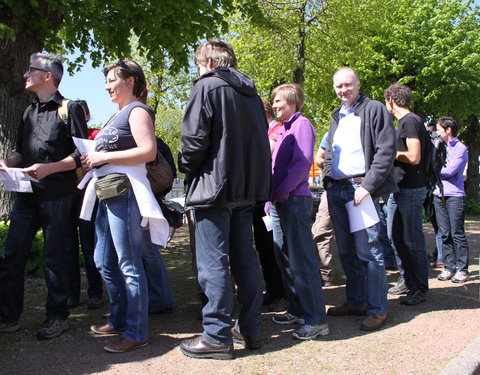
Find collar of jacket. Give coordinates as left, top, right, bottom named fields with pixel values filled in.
left=331, top=94, right=368, bottom=121
left=32, top=90, right=64, bottom=108
left=282, top=112, right=302, bottom=130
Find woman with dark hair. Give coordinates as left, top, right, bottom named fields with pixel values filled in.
left=79, top=60, right=168, bottom=353
left=434, top=117, right=470, bottom=283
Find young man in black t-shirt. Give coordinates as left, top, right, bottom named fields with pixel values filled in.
left=384, top=83, right=429, bottom=306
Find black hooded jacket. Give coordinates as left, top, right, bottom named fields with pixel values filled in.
left=180, top=67, right=271, bottom=208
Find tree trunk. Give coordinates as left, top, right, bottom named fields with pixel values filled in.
left=0, top=17, right=41, bottom=219
left=293, top=1, right=307, bottom=87
left=464, top=115, right=479, bottom=202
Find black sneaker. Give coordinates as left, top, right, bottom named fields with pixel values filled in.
left=400, top=290, right=426, bottom=305
left=0, top=321, right=20, bottom=333
left=272, top=312, right=305, bottom=325
left=388, top=276, right=409, bottom=295
left=36, top=318, right=69, bottom=340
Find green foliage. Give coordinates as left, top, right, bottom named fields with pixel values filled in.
left=1, top=0, right=256, bottom=74
left=154, top=104, right=184, bottom=164
left=466, top=198, right=480, bottom=215
left=228, top=0, right=480, bottom=152
left=0, top=221, right=44, bottom=277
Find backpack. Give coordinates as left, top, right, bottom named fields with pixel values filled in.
left=146, top=137, right=177, bottom=197
left=425, top=129, right=447, bottom=197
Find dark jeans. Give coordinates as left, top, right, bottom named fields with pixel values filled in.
left=378, top=201, right=395, bottom=267
left=253, top=203, right=284, bottom=299
left=327, top=185, right=387, bottom=314
left=194, top=202, right=263, bottom=345
left=433, top=195, right=469, bottom=272
left=387, top=188, right=428, bottom=293
left=0, top=193, right=77, bottom=322
left=78, top=201, right=103, bottom=300
left=271, top=196, right=328, bottom=324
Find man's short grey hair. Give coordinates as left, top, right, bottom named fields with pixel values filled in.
left=333, top=67, right=360, bottom=85
left=30, top=52, right=64, bottom=87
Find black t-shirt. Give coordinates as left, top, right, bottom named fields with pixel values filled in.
left=393, top=112, right=428, bottom=189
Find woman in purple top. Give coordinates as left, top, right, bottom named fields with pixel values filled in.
left=269, top=83, right=328, bottom=340
left=433, top=117, right=469, bottom=283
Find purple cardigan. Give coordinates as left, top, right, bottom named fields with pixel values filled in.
left=434, top=137, right=468, bottom=197
left=271, top=112, right=315, bottom=202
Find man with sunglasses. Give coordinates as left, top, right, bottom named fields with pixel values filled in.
left=0, top=53, right=87, bottom=339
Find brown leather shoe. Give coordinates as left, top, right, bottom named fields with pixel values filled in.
left=104, top=337, right=148, bottom=353
left=90, top=323, right=123, bottom=335
left=180, top=335, right=234, bottom=360
left=327, top=303, right=367, bottom=316
left=360, top=313, right=387, bottom=331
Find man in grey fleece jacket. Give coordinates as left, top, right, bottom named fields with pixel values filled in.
left=323, top=67, right=397, bottom=332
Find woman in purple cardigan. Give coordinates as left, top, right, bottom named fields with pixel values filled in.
left=268, top=83, right=329, bottom=341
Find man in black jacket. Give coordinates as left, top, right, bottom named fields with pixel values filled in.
left=179, top=39, right=271, bottom=359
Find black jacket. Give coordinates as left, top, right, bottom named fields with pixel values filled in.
left=180, top=67, right=271, bottom=208
left=324, top=94, right=398, bottom=198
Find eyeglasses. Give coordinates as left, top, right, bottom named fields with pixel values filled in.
left=27, top=66, right=49, bottom=74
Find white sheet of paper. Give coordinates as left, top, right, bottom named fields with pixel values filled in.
left=262, top=215, right=274, bottom=232
left=0, top=168, right=39, bottom=193
left=345, top=195, right=380, bottom=233
left=72, top=137, right=96, bottom=155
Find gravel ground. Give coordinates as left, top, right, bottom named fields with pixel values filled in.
left=0, top=222, right=478, bottom=375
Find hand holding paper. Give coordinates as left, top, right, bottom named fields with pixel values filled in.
left=73, top=137, right=96, bottom=155
left=345, top=195, right=380, bottom=233
left=0, top=168, right=39, bottom=193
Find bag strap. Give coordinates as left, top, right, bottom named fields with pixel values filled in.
left=22, top=99, right=70, bottom=124
left=58, top=98, right=70, bottom=125
left=22, top=105, right=32, bottom=122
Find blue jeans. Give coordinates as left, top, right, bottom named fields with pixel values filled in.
left=327, top=184, right=387, bottom=314
left=0, top=193, right=77, bottom=322
left=194, top=202, right=263, bottom=345
left=94, top=190, right=148, bottom=342
left=387, top=188, right=428, bottom=293
left=433, top=196, right=469, bottom=273
left=142, top=237, right=174, bottom=311
left=435, top=231, right=443, bottom=262
left=271, top=196, right=328, bottom=325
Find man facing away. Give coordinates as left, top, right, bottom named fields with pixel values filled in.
left=178, top=39, right=271, bottom=359
left=323, top=67, right=397, bottom=332
left=0, top=53, right=87, bottom=339
left=384, top=83, right=429, bottom=305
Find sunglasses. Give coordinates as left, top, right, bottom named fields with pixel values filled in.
left=27, top=66, right=49, bottom=74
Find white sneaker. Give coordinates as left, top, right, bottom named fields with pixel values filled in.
left=451, top=270, right=468, bottom=283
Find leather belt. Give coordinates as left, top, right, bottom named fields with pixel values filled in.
left=330, top=177, right=365, bottom=186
